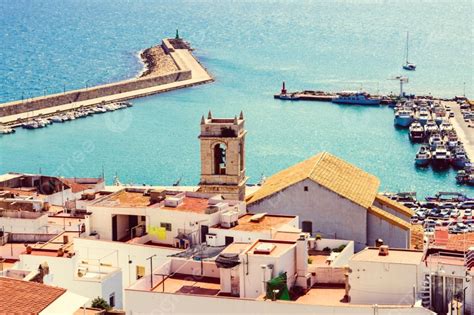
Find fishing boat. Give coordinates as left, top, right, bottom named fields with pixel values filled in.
left=415, top=145, right=431, bottom=167
left=428, top=132, right=444, bottom=150
left=456, top=170, right=474, bottom=186
left=424, top=120, right=439, bottom=135
left=439, top=120, right=454, bottom=134
left=418, top=109, right=431, bottom=125
left=331, top=91, right=381, bottom=105
left=452, top=150, right=470, bottom=169
left=426, top=192, right=472, bottom=202
left=402, top=31, right=416, bottom=71
left=409, top=121, right=425, bottom=142
left=0, top=125, right=15, bottom=134
left=394, top=108, right=414, bottom=127
left=431, top=146, right=451, bottom=170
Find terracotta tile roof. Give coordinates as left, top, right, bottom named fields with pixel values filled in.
left=59, top=178, right=88, bottom=193
left=246, top=152, right=380, bottom=208
left=375, top=194, right=414, bottom=217
left=368, top=206, right=411, bottom=230
left=444, top=233, right=474, bottom=252
left=0, top=277, right=66, bottom=313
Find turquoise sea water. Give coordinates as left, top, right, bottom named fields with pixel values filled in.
left=0, top=0, right=473, bottom=197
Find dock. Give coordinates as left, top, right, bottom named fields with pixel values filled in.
left=0, top=38, right=214, bottom=127
left=444, top=100, right=474, bottom=160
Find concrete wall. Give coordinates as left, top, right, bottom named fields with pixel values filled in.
left=238, top=246, right=296, bottom=299
left=124, top=289, right=435, bottom=315
left=169, top=259, right=220, bottom=279
left=367, top=212, right=410, bottom=249
left=0, top=70, right=191, bottom=117
left=0, top=214, right=48, bottom=233
left=349, top=260, right=419, bottom=305
left=17, top=253, right=123, bottom=308
left=74, top=237, right=181, bottom=288
left=248, top=179, right=368, bottom=250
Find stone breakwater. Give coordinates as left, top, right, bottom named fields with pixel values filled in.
left=139, top=45, right=178, bottom=77
left=0, top=38, right=212, bottom=120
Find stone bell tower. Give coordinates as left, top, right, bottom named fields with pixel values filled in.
left=198, top=111, right=248, bottom=200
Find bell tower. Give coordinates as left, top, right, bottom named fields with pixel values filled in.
left=198, top=111, right=248, bottom=200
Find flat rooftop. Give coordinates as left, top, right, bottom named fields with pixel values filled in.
left=351, top=247, right=423, bottom=265
left=94, top=190, right=151, bottom=208
left=213, top=214, right=295, bottom=232
left=92, top=189, right=227, bottom=214
left=152, top=273, right=221, bottom=296
left=160, top=196, right=210, bottom=214
left=246, top=240, right=295, bottom=257
left=293, top=285, right=347, bottom=306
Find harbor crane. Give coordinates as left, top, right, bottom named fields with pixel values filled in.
left=388, top=76, right=409, bottom=98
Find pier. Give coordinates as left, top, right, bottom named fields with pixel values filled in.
left=0, top=38, right=213, bottom=127
left=445, top=100, right=474, bottom=160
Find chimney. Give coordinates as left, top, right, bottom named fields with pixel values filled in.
left=375, top=238, right=384, bottom=248
left=378, top=245, right=389, bottom=256
left=63, top=234, right=69, bottom=244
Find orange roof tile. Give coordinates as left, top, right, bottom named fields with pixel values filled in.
left=0, top=277, right=66, bottom=313
left=246, top=152, right=380, bottom=209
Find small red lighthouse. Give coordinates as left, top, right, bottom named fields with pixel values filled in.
left=281, top=81, right=287, bottom=95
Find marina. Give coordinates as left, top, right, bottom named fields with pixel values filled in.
left=0, top=0, right=472, bottom=199
left=392, top=98, right=474, bottom=185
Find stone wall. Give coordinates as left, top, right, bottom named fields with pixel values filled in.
left=0, top=69, right=191, bottom=117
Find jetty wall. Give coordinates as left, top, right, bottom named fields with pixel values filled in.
left=0, top=39, right=192, bottom=118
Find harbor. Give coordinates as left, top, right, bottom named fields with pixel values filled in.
left=273, top=79, right=473, bottom=187
left=394, top=98, right=474, bottom=185
left=0, top=37, right=213, bottom=129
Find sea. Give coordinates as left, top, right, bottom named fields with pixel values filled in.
left=0, top=0, right=473, bottom=198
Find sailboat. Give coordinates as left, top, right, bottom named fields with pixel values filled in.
left=402, top=31, right=416, bottom=71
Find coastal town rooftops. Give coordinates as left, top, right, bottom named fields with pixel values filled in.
left=351, top=247, right=423, bottom=265
left=0, top=173, right=23, bottom=182
left=246, top=152, right=380, bottom=209
left=58, top=177, right=103, bottom=193
left=212, top=213, right=296, bottom=232
left=0, top=277, right=66, bottom=314
left=91, top=189, right=243, bottom=214
left=245, top=239, right=296, bottom=257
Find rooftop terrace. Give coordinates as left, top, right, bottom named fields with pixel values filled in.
left=212, top=214, right=295, bottom=232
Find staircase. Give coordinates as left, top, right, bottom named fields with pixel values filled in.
left=419, top=273, right=431, bottom=308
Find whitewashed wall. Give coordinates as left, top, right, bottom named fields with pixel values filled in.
left=248, top=179, right=368, bottom=250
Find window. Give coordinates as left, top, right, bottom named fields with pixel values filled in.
left=160, top=222, right=172, bottom=231
left=136, top=265, right=145, bottom=280
left=304, top=186, right=309, bottom=192
left=213, top=143, right=227, bottom=175
left=109, top=292, right=115, bottom=308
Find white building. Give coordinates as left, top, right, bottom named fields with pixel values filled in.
left=13, top=231, right=123, bottom=309
left=247, top=152, right=413, bottom=251
left=124, top=234, right=433, bottom=315
left=87, top=189, right=246, bottom=246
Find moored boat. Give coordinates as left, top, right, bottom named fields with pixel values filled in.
left=415, top=145, right=431, bottom=167
left=409, top=121, right=425, bottom=142
left=331, top=91, right=381, bottom=106
left=431, top=146, right=451, bottom=170
left=394, top=108, right=414, bottom=127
